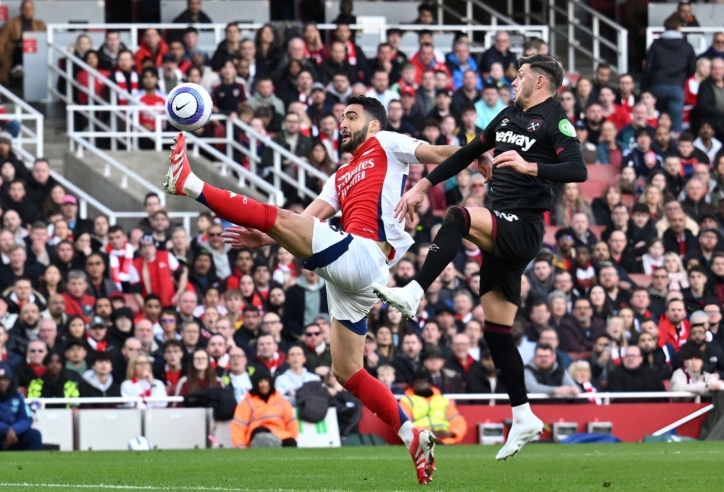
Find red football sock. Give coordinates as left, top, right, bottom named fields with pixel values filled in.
left=344, top=369, right=409, bottom=432
left=198, top=183, right=278, bottom=233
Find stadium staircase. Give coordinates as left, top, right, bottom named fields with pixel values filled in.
left=438, top=0, right=628, bottom=75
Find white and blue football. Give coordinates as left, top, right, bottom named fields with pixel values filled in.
left=165, top=83, right=213, bottom=132
left=127, top=436, right=153, bottom=451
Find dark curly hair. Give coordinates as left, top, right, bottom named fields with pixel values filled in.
left=345, top=95, right=387, bottom=131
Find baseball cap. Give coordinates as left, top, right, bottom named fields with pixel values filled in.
left=0, top=132, right=11, bottom=144
left=162, top=53, right=176, bottom=63
left=89, top=315, right=106, bottom=328
left=411, top=368, right=432, bottom=384
left=0, top=361, right=12, bottom=380
left=311, top=82, right=325, bottom=92
left=113, top=307, right=134, bottom=322
left=573, top=120, right=587, bottom=130
left=435, top=88, right=452, bottom=98
left=61, top=194, right=78, bottom=205
left=140, top=235, right=155, bottom=245
left=400, top=87, right=416, bottom=97
left=109, top=291, right=125, bottom=301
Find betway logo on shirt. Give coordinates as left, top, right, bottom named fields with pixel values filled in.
left=495, top=131, right=536, bottom=151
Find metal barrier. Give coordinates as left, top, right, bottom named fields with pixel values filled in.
left=49, top=39, right=320, bottom=206
left=523, top=0, right=628, bottom=74
left=647, top=26, right=722, bottom=56
left=27, top=391, right=702, bottom=408
left=0, top=84, right=44, bottom=161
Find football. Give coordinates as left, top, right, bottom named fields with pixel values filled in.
left=165, top=83, right=213, bottom=132
left=127, top=436, right=153, bottom=451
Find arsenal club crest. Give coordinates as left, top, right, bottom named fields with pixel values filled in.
left=527, top=118, right=544, bottom=132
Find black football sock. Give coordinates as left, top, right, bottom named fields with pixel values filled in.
left=414, top=206, right=470, bottom=291
left=484, top=323, right=529, bottom=407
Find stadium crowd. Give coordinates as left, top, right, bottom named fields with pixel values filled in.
left=3, top=0, right=724, bottom=449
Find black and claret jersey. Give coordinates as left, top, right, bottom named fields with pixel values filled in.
left=479, top=97, right=585, bottom=214
left=427, top=97, right=586, bottom=215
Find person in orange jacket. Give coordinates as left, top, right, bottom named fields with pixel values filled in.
left=399, top=369, right=467, bottom=445
left=230, top=366, right=298, bottom=448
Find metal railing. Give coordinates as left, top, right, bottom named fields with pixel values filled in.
left=48, top=39, right=327, bottom=206
left=0, top=84, right=44, bottom=162
left=521, top=0, right=628, bottom=74
left=646, top=27, right=723, bottom=56
left=438, top=0, right=629, bottom=75
left=27, top=391, right=704, bottom=408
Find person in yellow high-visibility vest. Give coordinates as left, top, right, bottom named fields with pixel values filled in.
left=399, top=369, right=467, bottom=445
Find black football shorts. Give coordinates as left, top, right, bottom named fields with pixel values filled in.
left=479, top=209, right=544, bottom=305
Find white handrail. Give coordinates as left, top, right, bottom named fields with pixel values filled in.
left=0, top=84, right=44, bottom=160
left=646, top=26, right=722, bottom=56
left=25, top=391, right=702, bottom=407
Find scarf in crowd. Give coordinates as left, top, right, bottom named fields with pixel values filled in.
left=131, top=377, right=152, bottom=397
left=105, top=242, right=134, bottom=288
left=345, top=41, right=357, bottom=65
left=87, top=336, right=108, bottom=352
left=114, top=70, right=139, bottom=104
left=304, top=44, right=324, bottom=65
left=582, top=381, right=601, bottom=405
left=320, top=128, right=340, bottom=163
left=575, top=263, right=597, bottom=291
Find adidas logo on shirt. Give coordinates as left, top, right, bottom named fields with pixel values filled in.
left=495, top=131, right=536, bottom=152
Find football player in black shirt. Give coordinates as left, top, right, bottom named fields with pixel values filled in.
left=374, top=55, right=587, bottom=460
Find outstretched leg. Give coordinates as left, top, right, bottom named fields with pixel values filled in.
left=329, top=319, right=435, bottom=484
left=374, top=206, right=543, bottom=460
left=373, top=206, right=494, bottom=317
left=164, top=133, right=314, bottom=259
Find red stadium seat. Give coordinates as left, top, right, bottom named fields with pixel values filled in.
left=589, top=225, right=605, bottom=239
left=566, top=73, right=581, bottom=88
left=568, top=351, right=591, bottom=361
left=544, top=225, right=560, bottom=246
left=579, top=180, right=607, bottom=201
left=586, top=164, right=619, bottom=183
left=621, top=194, right=635, bottom=210
left=629, top=273, right=652, bottom=288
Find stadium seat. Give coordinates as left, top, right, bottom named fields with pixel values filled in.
left=629, top=273, right=652, bottom=288
left=543, top=225, right=560, bottom=246
left=579, top=180, right=607, bottom=202
left=586, top=164, right=619, bottom=183
left=589, top=225, right=605, bottom=239
left=568, top=352, right=591, bottom=361
left=621, top=194, right=636, bottom=210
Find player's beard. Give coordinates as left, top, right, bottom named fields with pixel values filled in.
left=341, top=123, right=370, bottom=153
left=514, top=82, right=534, bottom=108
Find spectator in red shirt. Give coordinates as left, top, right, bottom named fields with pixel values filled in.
left=154, top=339, right=185, bottom=395
left=599, top=86, right=631, bottom=131
left=134, top=28, right=168, bottom=73
left=62, top=270, right=96, bottom=323
left=411, top=43, right=451, bottom=86
left=137, top=68, right=166, bottom=149
left=77, top=51, right=110, bottom=106
left=658, top=298, right=690, bottom=350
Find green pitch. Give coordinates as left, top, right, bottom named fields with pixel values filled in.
left=1, top=442, right=723, bottom=491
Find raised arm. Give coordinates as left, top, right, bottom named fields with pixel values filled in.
left=413, top=144, right=461, bottom=165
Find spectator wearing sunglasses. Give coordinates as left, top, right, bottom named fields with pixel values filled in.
left=300, top=323, right=331, bottom=374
